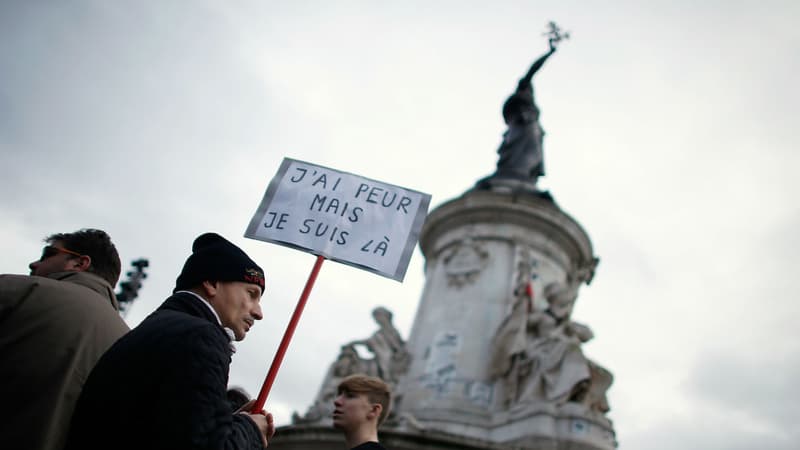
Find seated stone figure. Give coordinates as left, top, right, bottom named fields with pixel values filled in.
left=348, top=307, right=411, bottom=383
left=490, top=277, right=611, bottom=413
left=293, top=344, right=376, bottom=424
left=515, top=317, right=590, bottom=406
left=573, top=359, right=613, bottom=414
left=293, top=307, right=410, bottom=424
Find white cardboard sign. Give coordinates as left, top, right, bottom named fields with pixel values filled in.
left=245, top=158, right=432, bottom=281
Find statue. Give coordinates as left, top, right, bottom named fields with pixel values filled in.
left=572, top=359, right=614, bottom=414
left=513, top=318, right=589, bottom=406
left=477, top=22, right=569, bottom=196
left=293, top=306, right=411, bottom=424
left=490, top=269, right=613, bottom=411
left=292, top=344, right=375, bottom=424
left=349, top=307, right=412, bottom=383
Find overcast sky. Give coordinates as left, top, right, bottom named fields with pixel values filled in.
left=2, top=1, right=798, bottom=448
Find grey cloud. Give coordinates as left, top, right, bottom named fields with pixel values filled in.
left=624, top=416, right=797, bottom=450
left=2, top=3, right=799, bottom=450
left=687, top=348, right=800, bottom=433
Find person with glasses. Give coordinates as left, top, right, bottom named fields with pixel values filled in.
left=0, top=228, right=129, bottom=450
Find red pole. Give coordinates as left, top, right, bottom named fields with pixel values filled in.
left=251, top=254, right=325, bottom=413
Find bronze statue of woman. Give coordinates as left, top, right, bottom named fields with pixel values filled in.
left=495, top=41, right=556, bottom=184
left=477, top=22, right=568, bottom=194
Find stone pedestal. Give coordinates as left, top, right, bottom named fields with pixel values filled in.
left=275, top=188, right=616, bottom=450
left=390, top=189, right=613, bottom=449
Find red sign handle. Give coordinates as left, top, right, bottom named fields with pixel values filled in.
left=251, top=254, right=325, bottom=413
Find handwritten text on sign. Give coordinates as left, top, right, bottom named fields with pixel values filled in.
left=245, top=158, right=431, bottom=281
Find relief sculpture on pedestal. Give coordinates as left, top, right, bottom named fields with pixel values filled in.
left=490, top=267, right=611, bottom=415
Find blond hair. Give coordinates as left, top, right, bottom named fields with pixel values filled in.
left=337, top=374, right=392, bottom=425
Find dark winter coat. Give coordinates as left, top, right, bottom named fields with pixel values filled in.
left=65, top=292, right=264, bottom=450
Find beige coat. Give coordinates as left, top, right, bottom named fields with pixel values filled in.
left=0, top=271, right=130, bottom=450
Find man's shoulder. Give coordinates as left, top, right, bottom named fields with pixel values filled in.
left=0, top=273, right=110, bottom=311
left=0, top=274, right=128, bottom=345
left=0, top=273, right=54, bottom=290
left=149, top=294, right=229, bottom=340
left=116, top=308, right=231, bottom=377
left=0, top=274, right=42, bottom=314
left=1, top=273, right=108, bottom=298
left=135, top=307, right=228, bottom=349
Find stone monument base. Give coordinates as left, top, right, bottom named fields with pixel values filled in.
left=281, top=186, right=616, bottom=450
left=269, top=416, right=615, bottom=450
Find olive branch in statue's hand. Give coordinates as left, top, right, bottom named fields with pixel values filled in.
left=544, top=21, right=570, bottom=51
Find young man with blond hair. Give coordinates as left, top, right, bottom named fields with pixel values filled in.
left=333, top=374, right=391, bottom=450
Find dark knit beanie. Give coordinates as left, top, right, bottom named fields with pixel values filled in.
left=174, top=233, right=265, bottom=293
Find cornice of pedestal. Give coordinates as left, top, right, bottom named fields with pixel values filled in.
left=420, top=189, right=597, bottom=280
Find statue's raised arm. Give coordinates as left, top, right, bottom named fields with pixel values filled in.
left=517, top=43, right=556, bottom=94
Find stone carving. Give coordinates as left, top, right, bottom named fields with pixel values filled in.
left=293, top=306, right=411, bottom=424
left=349, top=307, right=412, bottom=383
left=476, top=22, right=569, bottom=194
left=490, top=273, right=611, bottom=413
left=542, top=278, right=578, bottom=319
left=574, top=256, right=600, bottom=285
left=511, top=246, right=539, bottom=306
left=292, top=344, right=369, bottom=424
left=443, top=238, right=489, bottom=287
left=576, top=360, right=614, bottom=414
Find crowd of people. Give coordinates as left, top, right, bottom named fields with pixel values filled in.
left=0, top=228, right=392, bottom=450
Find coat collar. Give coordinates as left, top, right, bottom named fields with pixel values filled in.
left=157, top=291, right=219, bottom=324
left=157, top=292, right=237, bottom=353
left=46, top=271, right=119, bottom=310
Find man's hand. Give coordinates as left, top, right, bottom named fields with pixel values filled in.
left=237, top=400, right=276, bottom=447
left=243, top=412, right=275, bottom=447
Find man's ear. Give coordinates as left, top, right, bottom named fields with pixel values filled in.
left=368, top=403, right=382, bottom=422
left=72, top=255, right=92, bottom=272
left=200, top=280, right=219, bottom=299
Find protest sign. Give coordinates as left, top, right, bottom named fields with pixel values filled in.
left=244, top=157, right=431, bottom=411
left=245, top=158, right=431, bottom=281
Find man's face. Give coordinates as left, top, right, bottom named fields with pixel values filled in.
left=209, top=281, right=263, bottom=341
left=29, top=241, right=83, bottom=277
left=332, top=390, right=374, bottom=431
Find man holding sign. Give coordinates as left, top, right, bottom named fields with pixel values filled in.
left=66, top=233, right=275, bottom=450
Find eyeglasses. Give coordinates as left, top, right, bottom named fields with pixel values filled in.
left=39, top=246, right=83, bottom=261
